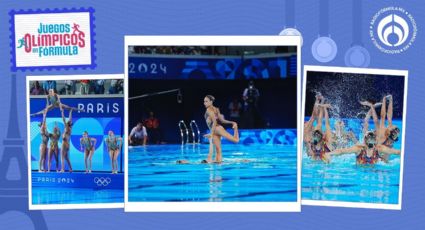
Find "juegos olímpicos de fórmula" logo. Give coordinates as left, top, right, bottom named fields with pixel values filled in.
left=17, top=22, right=86, bottom=57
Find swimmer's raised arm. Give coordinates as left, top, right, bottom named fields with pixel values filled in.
left=377, top=144, right=400, bottom=155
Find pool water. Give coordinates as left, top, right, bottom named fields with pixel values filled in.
left=32, top=187, right=123, bottom=205
left=302, top=119, right=402, bottom=204
left=128, top=144, right=297, bottom=202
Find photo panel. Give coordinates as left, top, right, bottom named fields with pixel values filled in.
left=27, top=74, right=125, bottom=209
left=125, top=36, right=301, bottom=212
left=301, top=66, right=408, bottom=210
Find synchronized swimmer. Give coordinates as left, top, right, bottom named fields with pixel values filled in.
left=203, top=95, right=239, bottom=163
left=304, top=93, right=401, bottom=165
left=176, top=95, right=240, bottom=165
left=31, top=89, right=84, bottom=119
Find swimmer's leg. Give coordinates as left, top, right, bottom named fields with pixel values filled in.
left=386, top=95, right=393, bottom=127
left=108, top=150, right=114, bottom=173
left=212, top=135, right=222, bottom=163
left=214, top=125, right=239, bottom=143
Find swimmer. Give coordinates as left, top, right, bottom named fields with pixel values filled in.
left=331, top=119, right=358, bottom=149
left=31, top=89, right=84, bottom=120
left=176, top=159, right=208, bottom=164
left=176, top=159, right=250, bottom=164
left=361, top=96, right=400, bottom=161
left=105, top=130, right=123, bottom=174
left=60, top=109, right=73, bottom=173
left=304, top=93, right=323, bottom=146
left=47, top=122, right=61, bottom=172
left=203, top=95, right=239, bottom=163
left=379, top=95, right=400, bottom=149
left=38, top=113, right=49, bottom=172
left=80, top=131, right=97, bottom=173
left=306, top=101, right=335, bottom=162
left=326, top=131, right=400, bottom=165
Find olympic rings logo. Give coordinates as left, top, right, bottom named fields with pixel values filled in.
left=94, top=177, right=112, bottom=186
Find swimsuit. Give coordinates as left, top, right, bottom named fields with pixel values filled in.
left=81, top=137, right=93, bottom=151
left=41, top=130, right=49, bottom=145
left=205, top=108, right=223, bottom=129
left=106, top=136, right=119, bottom=151
left=49, top=130, right=61, bottom=149
left=62, top=128, right=71, bottom=149
left=48, top=95, right=59, bottom=106
left=310, top=140, right=331, bottom=161
left=356, top=147, right=381, bottom=165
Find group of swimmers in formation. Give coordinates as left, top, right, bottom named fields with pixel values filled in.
left=304, top=93, right=401, bottom=165
left=33, top=89, right=123, bottom=174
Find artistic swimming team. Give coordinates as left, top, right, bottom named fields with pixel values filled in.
left=304, top=93, right=401, bottom=165
left=33, top=91, right=123, bottom=174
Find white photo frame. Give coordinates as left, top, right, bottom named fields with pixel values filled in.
left=124, top=36, right=302, bottom=212
left=301, top=65, right=408, bottom=210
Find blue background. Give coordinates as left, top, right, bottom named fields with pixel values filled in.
left=0, top=0, right=424, bottom=229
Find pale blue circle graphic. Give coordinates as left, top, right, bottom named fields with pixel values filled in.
left=344, top=45, right=371, bottom=67
left=279, top=28, right=303, bottom=46
left=311, top=36, right=337, bottom=63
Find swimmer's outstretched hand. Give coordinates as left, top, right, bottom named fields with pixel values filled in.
left=385, top=95, right=393, bottom=100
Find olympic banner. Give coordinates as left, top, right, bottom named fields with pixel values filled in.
left=32, top=172, right=124, bottom=189
left=128, top=55, right=297, bottom=79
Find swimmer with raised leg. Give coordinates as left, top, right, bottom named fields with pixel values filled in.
left=306, top=100, right=335, bottom=163
left=203, top=95, right=239, bottom=163
left=304, top=93, right=323, bottom=147
left=378, top=95, right=400, bottom=149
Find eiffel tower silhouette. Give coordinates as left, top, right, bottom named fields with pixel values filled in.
left=0, top=75, right=47, bottom=229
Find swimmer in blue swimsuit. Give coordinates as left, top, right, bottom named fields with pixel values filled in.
left=105, top=130, right=123, bottom=174
left=203, top=95, right=239, bottom=163
left=80, top=131, right=97, bottom=173
left=38, top=114, right=49, bottom=172
left=60, top=109, right=73, bottom=173
left=31, top=89, right=84, bottom=120
left=327, top=131, right=401, bottom=165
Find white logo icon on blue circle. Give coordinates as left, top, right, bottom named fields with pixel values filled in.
left=370, top=7, right=417, bottom=54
